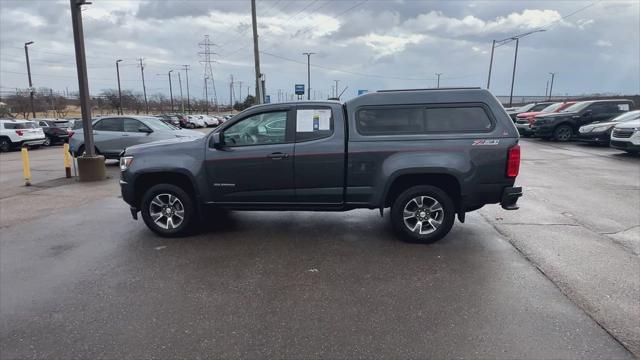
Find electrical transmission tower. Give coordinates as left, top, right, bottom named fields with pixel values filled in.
left=198, top=35, right=219, bottom=112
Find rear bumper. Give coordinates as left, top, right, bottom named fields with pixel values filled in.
left=501, top=186, right=522, bottom=210
left=18, top=138, right=46, bottom=146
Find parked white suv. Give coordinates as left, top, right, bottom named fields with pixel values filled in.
left=0, top=119, right=46, bottom=152
left=610, top=119, right=640, bottom=154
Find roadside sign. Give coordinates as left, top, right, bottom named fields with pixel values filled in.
left=295, top=84, right=305, bottom=95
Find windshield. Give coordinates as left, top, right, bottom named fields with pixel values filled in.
left=516, top=103, right=535, bottom=112
left=561, top=101, right=591, bottom=113
left=141, top=116, right=179, bottom=130
left=540, top=103, right=563, bottom=113
left=611, top=110, right=640, bottom=122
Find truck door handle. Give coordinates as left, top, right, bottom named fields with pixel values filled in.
left=267, top=152, right=289, bottom=160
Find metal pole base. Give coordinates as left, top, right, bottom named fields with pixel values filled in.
left=77, top=155, right=106, bottom=182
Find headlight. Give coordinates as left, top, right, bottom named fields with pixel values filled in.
left=592, top=125, right=612, bottom=132
left=119, top=156, right=133, bottom=171
left=579, top=127, right=592, bottom=133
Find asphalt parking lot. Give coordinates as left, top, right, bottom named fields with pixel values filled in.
left=0, top=138, right=638, bottom=359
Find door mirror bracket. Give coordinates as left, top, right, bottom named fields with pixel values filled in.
left=211, top=132, right=223, bottom=149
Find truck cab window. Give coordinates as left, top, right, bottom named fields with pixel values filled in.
left=223, top=111, right=287, bottom=146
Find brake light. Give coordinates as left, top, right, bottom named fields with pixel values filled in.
left=15, top=130, right=24, bottom=136
left=507, top=144, right=521, bottom=178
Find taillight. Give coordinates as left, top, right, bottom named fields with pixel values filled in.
left=507, top=144, right=521, bottom=178
left=15, top=130, right=24, bottom=136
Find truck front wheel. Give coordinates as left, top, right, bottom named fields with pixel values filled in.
left=391, top=185, right=455, bottom=244
left=141, top=184, right=195, bottom=237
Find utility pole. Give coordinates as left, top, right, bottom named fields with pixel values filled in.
left=24, top=41, right=35, bottom=118
left=70, top=0, right=104, bottom=180
left=334, top=80, right=339, bottom=98
left=251, top=0, right=263, bottom=104
left=178, top=71, right=184, bottom=113
left=204, top=77, right=209, bottom=114
left=303, top=52, right=315, bottom=100
left=435, top=73, right=442, bottom=88
left=548, top=72, right=556, bottom=101
left=138, top=58, right=149, bottom=113
left=182, top=65, right=191, bottom=113
left=116, top=59, right=123, bottom=115
left=168, top=70, right=174, bottom=112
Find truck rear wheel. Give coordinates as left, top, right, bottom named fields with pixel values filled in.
left=141, top=184, right=195, bottom=237
left=391, top=185, right=455, bottom=244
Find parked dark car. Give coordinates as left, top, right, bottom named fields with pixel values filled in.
left=37, top=119, right=72, bottom=146
left=531, top=99, right=635, bottom=141
left=515, top=102, right=575, bottom=137
left=577, top=110, right=640, bottom=145
left=119, top=88, right=522, bottom=244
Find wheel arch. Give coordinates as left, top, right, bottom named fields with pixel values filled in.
left=382, top=172, right=462, bottom=213
left=133, top=170, right=198, bottom=209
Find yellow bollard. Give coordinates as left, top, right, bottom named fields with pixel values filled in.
left=21, top=147, right=32, bottom=186
left=63, top=143, right=72, bottom=178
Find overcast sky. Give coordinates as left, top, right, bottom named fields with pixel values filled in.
left=0, top=0, right=638, bottom=103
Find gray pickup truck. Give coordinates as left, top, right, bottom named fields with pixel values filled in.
left=119, top=88, right=522, bottom=243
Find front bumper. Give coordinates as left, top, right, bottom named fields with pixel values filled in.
left=531, top=124, right=554, bottom=137
left=516, top=122, right=535, bottom=136
left=501, top=186, right=522, bottom=210
left=610, top=140, right=640, bottom=151
left=577, top=131, right=610, bottom=144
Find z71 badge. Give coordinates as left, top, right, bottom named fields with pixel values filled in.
left=472, top=139, right=500, bottom=146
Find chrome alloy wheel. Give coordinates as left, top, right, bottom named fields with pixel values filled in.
left=149, top=193, right=185, bottom=230
left=402, top=195, right=444, bottom=234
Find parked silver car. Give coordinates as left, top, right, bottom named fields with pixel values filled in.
left=69, top=115, right=203, bottom=158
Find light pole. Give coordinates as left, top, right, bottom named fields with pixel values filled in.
left=116, top=59, right=123, bottom=115
left=435, top=73, right=442, bottom=88
left=177, top=71, right=184, bottom=113
left=506, top=29, right=546, bottom=107
left=303, top=52, right=315, bottom=100
left=168, top=70, right=174, bottom=112
left=24, top=41, right=35, bottom=118
left=486, top=40, right=496, bottom=89
left=486, top=29, right=546, bottom=98
left=204, top=77, right=209, bottom=114
left=548, top=72, right=556, bottom=101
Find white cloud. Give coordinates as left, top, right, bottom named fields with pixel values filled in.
left=596, top=40, right=613, bottom=47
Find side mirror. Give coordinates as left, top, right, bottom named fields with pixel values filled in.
left=583, top=110, right=593, bottom=117
left=211, top=132, right=222, bottom=148
left=139, top=126, right=153, bottom=133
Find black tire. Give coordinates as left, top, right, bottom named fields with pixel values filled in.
left=141, top=184, right=196, bottom=237
left=391, top=185, right=456, bottom=244
left=553, top=124, right=573, bottom=142
left=0, top=137, right=11, bottom=152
